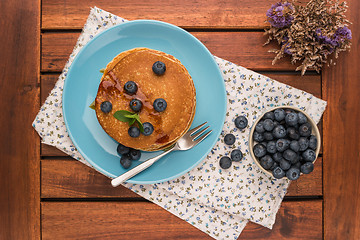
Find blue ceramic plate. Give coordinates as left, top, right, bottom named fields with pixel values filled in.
left=63, top=20, right=226, bottom=184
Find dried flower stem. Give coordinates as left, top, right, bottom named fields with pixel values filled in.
left=264, top=0, right=352, bottom=75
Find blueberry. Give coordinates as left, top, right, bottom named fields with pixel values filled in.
left=260, top=141, right=268, bottom=147
left=283, top=149, right=298, bottom=164
left=117, top=143, right=130, bottom=155
left=231, top=149, right=243, bottom=162
left=286, top=167, right=300, bottom=180
left=309, top=135, right=317, bottom=150
left=142, top=122, right=154, bottom=136
left=285, top=108, right=295, bottom=114
left=235, top=116, right=248, bottom=130
left=272, top=152, right=283, bottom=162
left=272, top=166, right=286, bottom=179
left=129, top=99, right=143, bottom=112
left=302, top=149, right=316, bottom=162
left=124, top=81, right=138, bottom=95
left=152, top=61, right=166, bottom=75
left=273, top=121, right=280, bottom=127
left=219, top=156, right=232, bottom=169
left=120, top=154, right=132, bottom=169
left=276, top=138, right=290, bottom=152
left=128, top=126, right=140, bottom=138
left=266, top=141, right=277, bottom=154
left=224, top=133, right=236, bottom=145
left=271, top=161, right=279, bottom=170
left=153, top=98, right=167, bottom=112
left=255, top=121, right=265, bottom=133
left=298, top=137, right=309, bottom=151
left=301, top=162, right=314, bottom=174
left=297, top=112, right=308, bottom=124
left=285, top=112, right=299, bottom=126
left=272, top=125, right=286, bottom=139
left=279, top=158, right=291, bottom=171
left=129, top=149, right=141, bottom=160
left=253, top=143, right=267, bottom=158
left=290, top=140, right=300, bottom=152
left=253, top=131, right=265, bottom=142
left=279, top=120, right=286, bottom=125
left=260, top=155, right=274, bottom=170
left=292, top=161, right=301, bottom=169
left=287, top=127, right=300, bottom=140
left=299, top=156, right=306, bottom=165
left=263, top=132, right=274, bottom=141
left=100, top=101, right=112, bottom=113
left=263, top=119, right=275, bottom=131
left=299, top=122, right=312, bottom=137
left=263, top=111, right=275, bottom=120
left=274, top=109, right=286, bottom=121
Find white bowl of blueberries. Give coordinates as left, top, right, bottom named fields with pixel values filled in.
left=249, top=106, right=321, bottom=181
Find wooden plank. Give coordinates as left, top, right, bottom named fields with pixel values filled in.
left=41, top=200, right=322, bottom=239
left=288, top=157, right=322, bottom=196
left=41, top=158, right=322, bottom=198
left=42, top=144, right=68, bottom=157
left=0, top=0, right=41, bottom=239
left=40, top=73, right=322, bottom=157
left=41, top=160, right=138, bottom=198
left=42, top=0, right=273, bottom=30
left=323, top=0, right=360, bottom=238
left=41, top=33, right=79, bottom=72
left=41, top=32, right=297, bottom=72
left=239, top=200, right=322, bottom=239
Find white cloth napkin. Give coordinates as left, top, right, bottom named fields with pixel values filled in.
left=33, top=7, right=327, bottom=240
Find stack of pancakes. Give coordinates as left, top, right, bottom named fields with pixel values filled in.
left=95, top=48, right=196, bottom=151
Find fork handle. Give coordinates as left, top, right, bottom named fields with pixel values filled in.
left=111, top=147, right=174, bottom=187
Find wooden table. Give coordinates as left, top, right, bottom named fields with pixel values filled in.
left=1, top=0, right=359, bottom=239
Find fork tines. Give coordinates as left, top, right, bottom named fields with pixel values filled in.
left=189, top=122, right=212, bottom=143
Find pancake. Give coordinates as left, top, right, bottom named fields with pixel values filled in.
left=94, top=48, right=196, bottom=151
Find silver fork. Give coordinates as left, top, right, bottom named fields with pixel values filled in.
left=111, top=122, right=212, bottom=187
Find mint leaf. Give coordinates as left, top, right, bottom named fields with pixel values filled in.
left=124, top=113, right=137, bottom=119
left=89, top=100, right=96, bottom=110
left=113, top=110, right=134, bottom=123
left=133, top=114, right=144, bottom=132
left=129, top=118, right=136, bottom=125
left=137, top=119, right=144, bottom=133
left=113, top=110, right=143, bottom=132
left=99, top=68, right=105, bottom=73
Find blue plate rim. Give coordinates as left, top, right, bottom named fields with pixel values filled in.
left=62, top=19, right=227, bottom=184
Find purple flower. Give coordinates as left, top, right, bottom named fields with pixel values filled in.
left=334, top=26, right=352, bottom=42
left=316, top=26, right=351, bottom=48
left=266, top=2, right=294, bottom=28
left=315, top=28, right=338, bottom=47
left=281, top=36, right=292, bottom=55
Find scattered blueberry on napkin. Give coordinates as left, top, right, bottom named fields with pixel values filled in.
left=33, top=7, right=327, bottom=239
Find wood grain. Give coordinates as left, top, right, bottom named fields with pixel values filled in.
left=42, top=143, right=68, bottom=157
left=40, top=73, right=322, bottom=157
left=239, top=200, right=322, bottom=239
left=41, top=31, right=297, bottom=72
left=323, top=0, right=360, bottom=238
left=0, top=0, right=40, bottom=239
left=41, top=200, right=322, bottom=239
left=41, top=160, right=138, bottom=198
left=42, top=0, right=274, bottom=30
left=41, top=158, right=322, bottom=198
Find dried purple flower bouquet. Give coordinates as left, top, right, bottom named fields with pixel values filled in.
left=264, top=0, right=352, bottom=75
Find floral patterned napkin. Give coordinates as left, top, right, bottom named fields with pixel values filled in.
left=33, top=7, right=327, bottom=240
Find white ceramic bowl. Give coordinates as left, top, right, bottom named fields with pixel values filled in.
left=249, top=106, right=321, bottom=179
